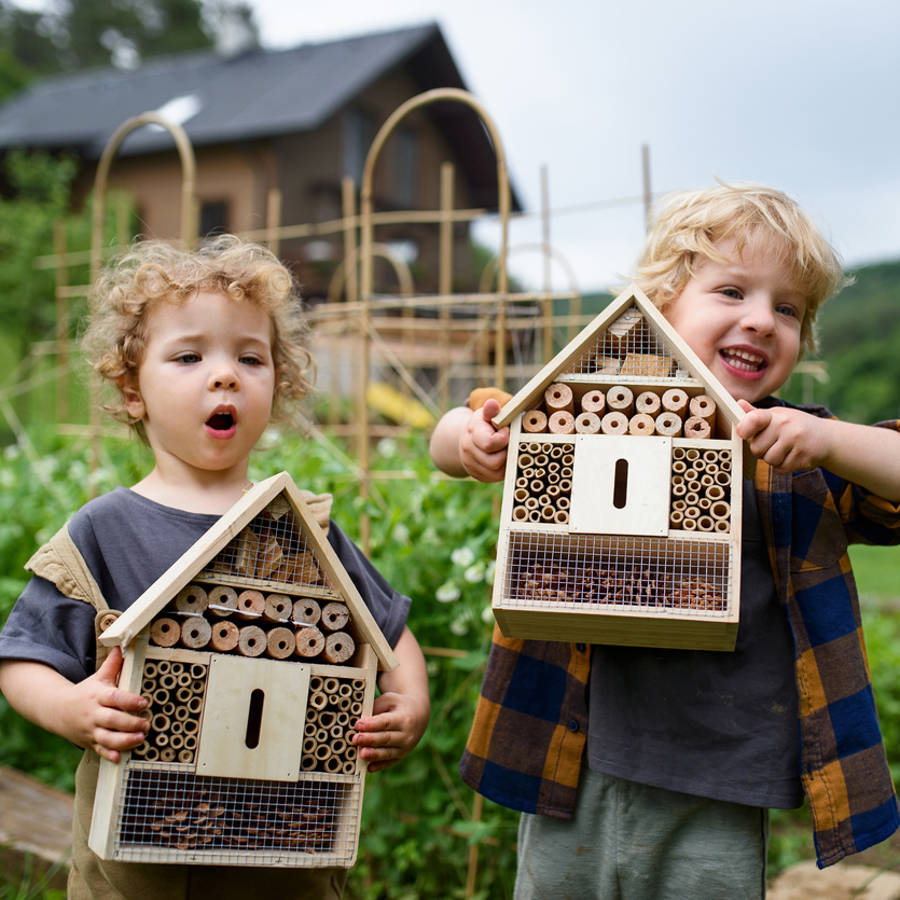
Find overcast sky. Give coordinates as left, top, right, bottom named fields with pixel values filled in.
left=249, top=0, right=900, bottom=294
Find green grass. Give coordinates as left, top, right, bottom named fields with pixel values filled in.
left=851, top=544, right=900, bottom=604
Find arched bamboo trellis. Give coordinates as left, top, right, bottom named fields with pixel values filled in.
left=356, top=88, right=513, bottom=548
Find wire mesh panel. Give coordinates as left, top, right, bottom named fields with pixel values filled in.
left=559, top=304, right=694, bottom=380
left=202, top=497, right=339, bottom=597
left=113, top=767, right=361, bottom=866
left=500, top=530, right=732, bottom=616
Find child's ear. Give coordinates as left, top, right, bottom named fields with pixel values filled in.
left=119, top=376, right=145, bottom=420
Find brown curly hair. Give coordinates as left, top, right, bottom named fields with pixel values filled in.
left=82, top=235, right=314, bottom=435
left=631, top=182, right=850, bottom=354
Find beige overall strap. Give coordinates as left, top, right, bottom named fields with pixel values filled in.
left=297, top=489, right=333, bottom=534
left=25, top=524, right=109, bottom=612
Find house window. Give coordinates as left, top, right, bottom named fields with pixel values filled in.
left=393, top=126, right=417, bottom=208
left=200, top=200, right=230, bottom=236
left=344, top=107, right=375, bottom=185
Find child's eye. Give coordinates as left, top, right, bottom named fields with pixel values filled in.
left=719, top=287, right=743, bottom=300
left=239, top=354, right=264, bottom=366
left=175, top=352, right=200, bottom=364
left=776, top=304, right=799, bottom=319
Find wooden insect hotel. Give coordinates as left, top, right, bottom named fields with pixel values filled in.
left=89, top=472, right=397, bottom=867
left=492, top=284, right=751, bottom=651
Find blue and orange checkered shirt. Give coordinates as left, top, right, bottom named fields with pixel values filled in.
left=460, top=405, right=900, bottom=868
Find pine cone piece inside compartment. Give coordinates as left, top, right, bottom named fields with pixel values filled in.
left=518, top=563, right=677, bottom=608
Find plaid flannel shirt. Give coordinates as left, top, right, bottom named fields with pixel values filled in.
left=460, top=405, right=900, bottom=868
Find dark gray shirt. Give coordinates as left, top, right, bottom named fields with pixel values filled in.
left=0, top=487, right=410, bottom=683
left=587, top=479, right=802, bottom=809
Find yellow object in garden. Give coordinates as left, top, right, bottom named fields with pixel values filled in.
left=366, top=382, right=435, bottom=428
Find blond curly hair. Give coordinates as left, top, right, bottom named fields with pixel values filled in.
left=82, top=235, right=314, bottom=434
left=631, top=182, right=849, bottom=354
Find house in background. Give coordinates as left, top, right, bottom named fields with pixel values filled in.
left=0, top=22, right=522, bottom=301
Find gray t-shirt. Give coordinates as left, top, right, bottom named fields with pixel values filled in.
left=0, top=487, right=410, bottom=683
left=586, top=479, right=802, bottom=809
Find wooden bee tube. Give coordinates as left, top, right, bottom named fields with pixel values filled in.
left=581, top=389, right=606, bottom=415
left=236, top=589, right=265, bottom=619
left=150, top=617, right=181, bottom=648
left=684, top=416, right=712, bottom=440
left=628, top=413, right=656, bottom=436
left=655, top=412, right=683, bottom=437
left=180, top=617, right=211, bottom=650
left=321, top=602, right=350, bottom=631
left=544, top=383, right=574, bottom=415
left=209, top=619, right=238, bottom=652
left=635, top=391, right=662, bottom=416
left=710, top=501, right=731, bottom=520
left=237, top=625, right=266, bottom=657
left=207, top=585, right=238, bottom=618
left=308, top=690, right=327, bottom=711
left=323, top=632, right=355, bottom=664
left=523, top=410, right=548, bottom=433
left=548, top=411, right=576, bottom=434
left=601, top=412, right=629, bottom=435
left=575, top=412, right=602, bottom=434
left=264, top=593, right=292, bottom=623
left=662, top=388, right=689, bottom=417
left=175, top=584, right=208, bottom=615
left=292, top=597, right=321, bottom=626
left=295, top=625, right=325, bottom=658
left=690, top=394, right=717, bottom=425
left=606, top=385, right=634, bottom=416
left=267, top=626, right=296, bottom=659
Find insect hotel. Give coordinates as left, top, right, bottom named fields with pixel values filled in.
left=492, top=284, right=751, bottom=651
left=89, top=472, right=397, bottom=868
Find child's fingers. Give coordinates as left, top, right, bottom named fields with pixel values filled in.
left=95, top=645, right=124, bottom=684
left=479, top=398, right=501, bottom=421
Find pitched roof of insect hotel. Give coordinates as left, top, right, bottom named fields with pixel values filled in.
left=492, top=284, right=752, bottom=475
left=98, top=471, right=398, bottom=671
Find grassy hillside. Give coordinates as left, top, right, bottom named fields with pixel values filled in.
left=780, top=259, right=900, bottom=422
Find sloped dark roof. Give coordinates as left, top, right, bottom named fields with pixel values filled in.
left=0, top=22, right=521, bottom=210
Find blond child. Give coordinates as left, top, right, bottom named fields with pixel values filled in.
left=0, top=236, right=429, bottom=900
left=430, top=184, right=900, bottom=898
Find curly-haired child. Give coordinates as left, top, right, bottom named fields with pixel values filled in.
left=0, top=235, right=429, bottom=899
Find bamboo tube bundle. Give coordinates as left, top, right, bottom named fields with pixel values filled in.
left=299, top=675, right=366, bottom=773
left=669, top=445, right=732, bottom=531
left=513, top=441, right=574, bottom=526
left=132, top=659, right=208, bottom=763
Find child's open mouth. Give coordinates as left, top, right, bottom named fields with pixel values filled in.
left=205, top=408, right=236, bottom=436
left=719, top=348, right=766, bottom=374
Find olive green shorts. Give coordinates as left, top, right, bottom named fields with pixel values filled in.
left=515, top=768, right=768, bottom=900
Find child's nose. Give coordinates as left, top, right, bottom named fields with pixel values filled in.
left=741, top=297, right=776, bottom=335
left=208, top=367, right=239, bottom=390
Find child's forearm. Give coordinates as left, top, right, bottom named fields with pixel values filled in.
left=429, top=406, right=473, bottom=477
left=0, top=659, right=87, bottom=740
left=379, top=627, right=430, bottom=712
left=820, top=419, right=900, bottom=501
left=0, top=651, right=147, bottom=761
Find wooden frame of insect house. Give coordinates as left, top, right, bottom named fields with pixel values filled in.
left=89, top=472, right=398, bottom=868
left=491, top=284, right=753, bottom=651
